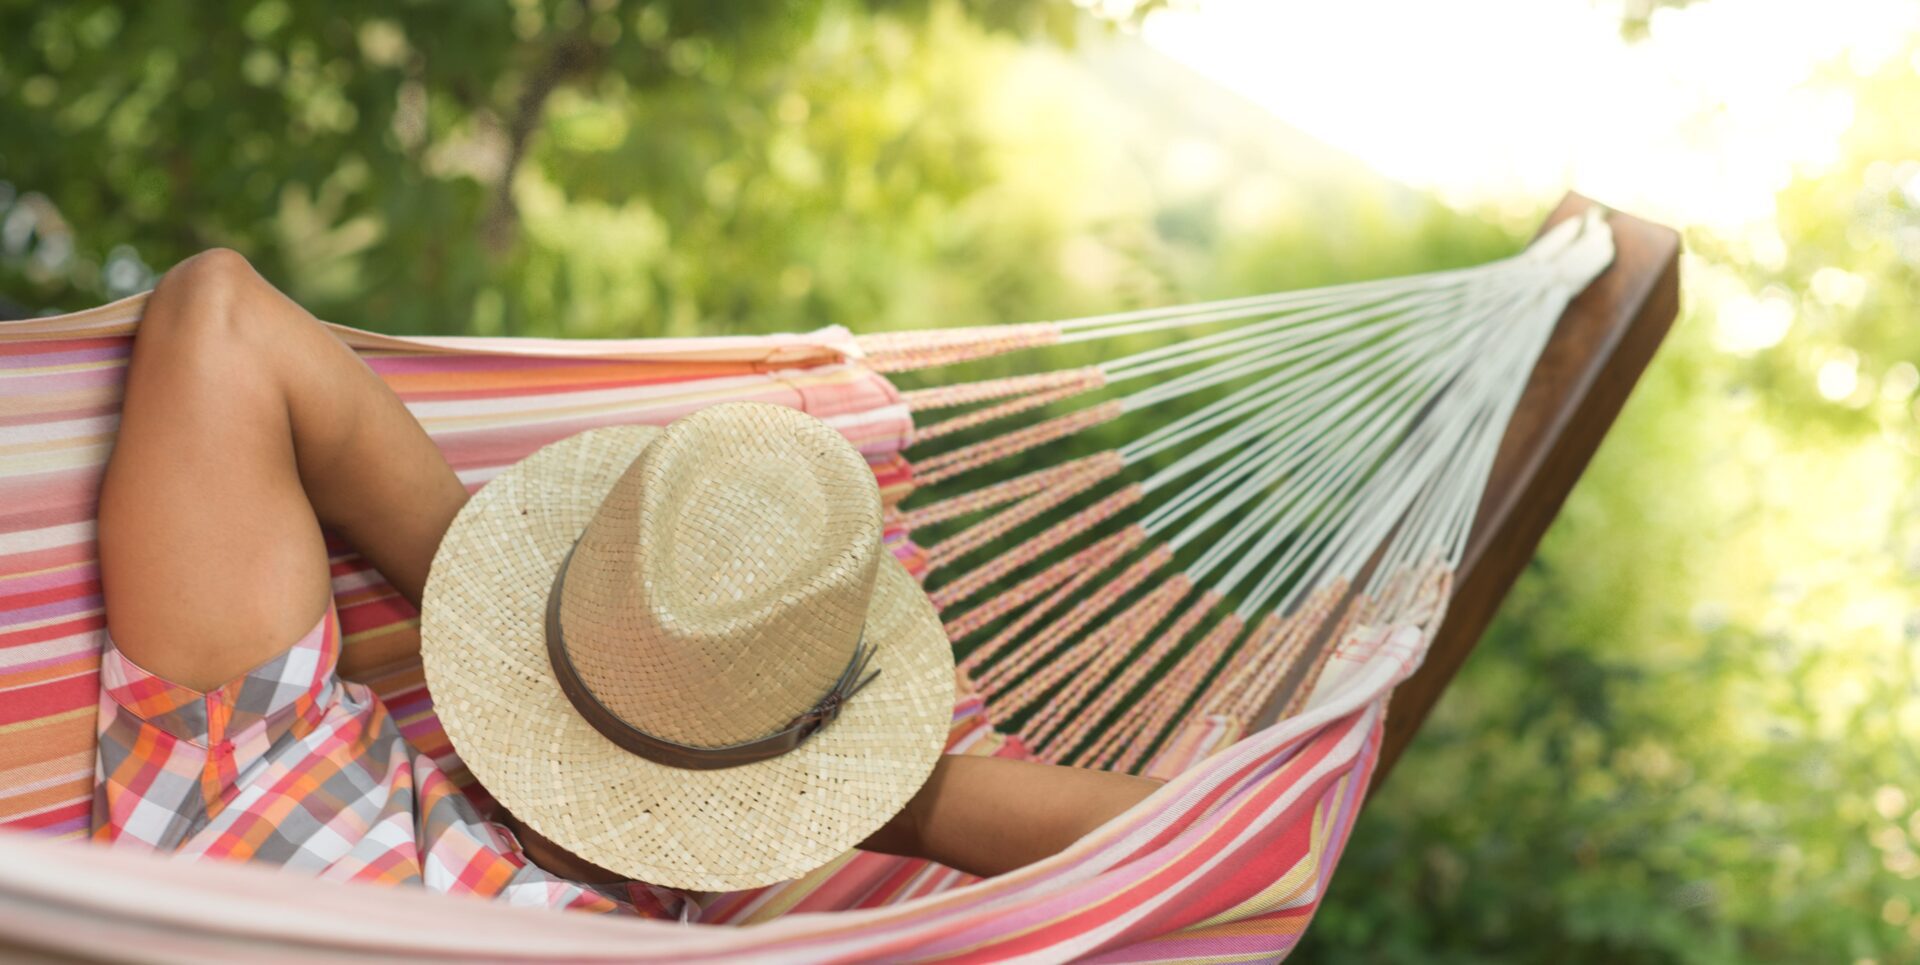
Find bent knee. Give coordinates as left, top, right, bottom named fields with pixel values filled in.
left=159, top=248, right=263, bottom=303
left=142, top=248, right=290, bottom=352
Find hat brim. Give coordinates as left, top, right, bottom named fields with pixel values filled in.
left=420, top=425, right=955, bottom=892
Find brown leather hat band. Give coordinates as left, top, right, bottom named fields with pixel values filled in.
left=544, top=545, right=881, bottom=771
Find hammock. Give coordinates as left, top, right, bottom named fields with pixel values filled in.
left=0, top=203, right=1634, bottom=962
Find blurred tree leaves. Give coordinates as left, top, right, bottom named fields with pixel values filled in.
left=1305, top=41, right=1920, bottom=964
left=0, top=0, right=1115, bottom=329
left=4, top=2, right=1916, bottom=961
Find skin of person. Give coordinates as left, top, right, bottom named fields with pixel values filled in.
left=97, top=249, right=1161, bottom=884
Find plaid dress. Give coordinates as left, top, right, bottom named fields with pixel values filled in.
left=92, top=604, right=689, bottom=919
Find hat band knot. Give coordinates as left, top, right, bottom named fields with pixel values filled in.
left=543, top=544, right=882, bottom=771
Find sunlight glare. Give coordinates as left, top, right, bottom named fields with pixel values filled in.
left=1714, top=290, right=1795, bottom=354
left=1143, top=0, right=1920, bottom=234
left=1818, top=351, right=1861, bottom=402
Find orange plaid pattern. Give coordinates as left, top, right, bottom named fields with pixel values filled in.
left=92, top=605, right=687, bottom=919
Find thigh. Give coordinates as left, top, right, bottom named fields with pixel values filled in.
left=98, top=255, right=333, bottom=692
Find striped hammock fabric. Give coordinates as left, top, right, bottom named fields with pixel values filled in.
left=0, top=211, right=1614, bottom=961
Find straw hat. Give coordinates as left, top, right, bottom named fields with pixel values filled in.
left=420, top=403, right=954, bottom=891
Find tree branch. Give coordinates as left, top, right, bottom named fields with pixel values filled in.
left=481, top=32, right=597, bottom=255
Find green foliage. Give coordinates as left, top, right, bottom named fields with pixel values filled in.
left=1305, top=48, right=1920, bottom=965
left=0, top=0, right=1088, bottom=327
left=4, top=2, right=1915, bottom=960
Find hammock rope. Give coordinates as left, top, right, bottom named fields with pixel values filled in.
left=885, top=210, right=1612, bottom=762
left=0, top=209, right=1615, bottom=962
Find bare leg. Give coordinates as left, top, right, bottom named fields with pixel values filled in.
left=99, top=249, right=468, bottom=691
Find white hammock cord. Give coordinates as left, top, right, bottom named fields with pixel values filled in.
left=1100, top=284, right=1480, bottom=385
left=1157, top=307, right=1498, bottom=567
left=1274, top=283, right=1543, bottom=613
left=1283, top=273, right=1588, bottom=620
left=1164, top=213, right=1611, bottom=615
left=1120, top=288, right=1487, bottom=469
left=910, top=207, right=1614, bottom=695
left=1365, top=283, right=1569, bottom=620
left=1050, top=250, right=1537, bottom=338
left=1217, top=284, right=1531, bottom=612
left=1114, top=285, right=1490, bottom=413
left=1131, top=283, right=1495, bottom=494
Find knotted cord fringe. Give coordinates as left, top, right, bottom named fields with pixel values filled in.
left=930, top=487, right=1142, bottom=612
left=903, top=451, right=1124, bottom=531
left=911, top=379, right=1105, bottom=444
left=900, top=367, right=1105, bottom=412
left=858, top=322, right=1061, bottom=372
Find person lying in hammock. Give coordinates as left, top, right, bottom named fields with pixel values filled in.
left=92, top=249, right=1161, bottom=915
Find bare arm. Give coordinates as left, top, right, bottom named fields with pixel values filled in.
left=514, top=754, right=1162, bottom=884
left=860, top=755, right=1162, bottom=877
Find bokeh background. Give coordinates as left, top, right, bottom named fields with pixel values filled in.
left=4, top=0, right=1917, bottom=960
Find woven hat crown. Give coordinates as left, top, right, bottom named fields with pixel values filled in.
left=554, top=403, right=882, bottom=748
